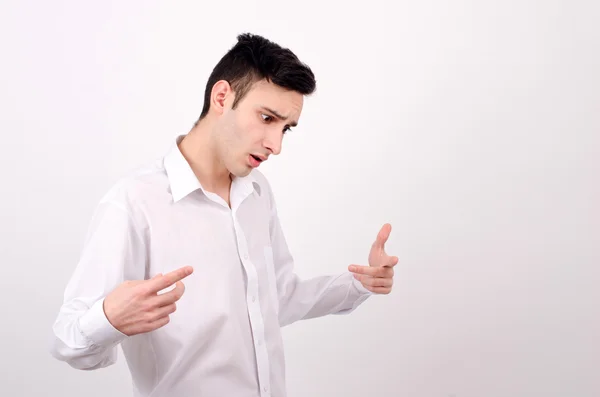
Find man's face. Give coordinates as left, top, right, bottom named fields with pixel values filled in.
left=215, top=79, right=303, bottom=177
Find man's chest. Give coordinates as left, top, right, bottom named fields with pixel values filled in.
left=149, top=199, right=270, bottom=265
left=138, top=194, right=279, bottom=332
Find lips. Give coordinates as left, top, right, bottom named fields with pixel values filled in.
left=249, top=154, right=265, bottom=168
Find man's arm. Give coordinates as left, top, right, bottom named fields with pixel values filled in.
left=265, top=188, right=374, bottom=328
left=49, top=200, right=145, bottom=369
left=49, top=198, right=193, bottom=370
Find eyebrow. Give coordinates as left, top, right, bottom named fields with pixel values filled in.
left=262, top=107, right=298, bottom=127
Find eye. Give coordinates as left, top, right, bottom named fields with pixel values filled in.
left=261, top=113, right=292, bottom=134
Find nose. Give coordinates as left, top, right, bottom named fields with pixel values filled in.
left=263, top=132, right=282, bottom=156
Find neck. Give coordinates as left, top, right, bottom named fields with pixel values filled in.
left=179, top=118, right=231, bottom=193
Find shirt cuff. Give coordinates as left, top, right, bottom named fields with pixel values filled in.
left=78, top=297, right=128, bottom=347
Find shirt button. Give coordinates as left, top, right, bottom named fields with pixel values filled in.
left=263, top=386, right=268, bottom=392
left=244, top=254, right=249, bottom=259
left=252, top=296, right=256, bottom=302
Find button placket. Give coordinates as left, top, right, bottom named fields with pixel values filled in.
left=232, top=215, right=271, bottom=396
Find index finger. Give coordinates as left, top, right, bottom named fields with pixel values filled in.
left=147, top=266, right=194, bottom=293
left=348, top=264, right=393, bottom=278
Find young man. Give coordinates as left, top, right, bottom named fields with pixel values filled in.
left=49, top=33, right=398, bottom=397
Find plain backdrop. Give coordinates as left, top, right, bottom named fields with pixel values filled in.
left=1, top=1, right=599, bottom=396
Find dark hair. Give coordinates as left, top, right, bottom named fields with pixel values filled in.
left=197, top=33, right=316, bottom=120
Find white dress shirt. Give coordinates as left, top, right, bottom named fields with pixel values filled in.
left=49, top=135, right=372, bottom=397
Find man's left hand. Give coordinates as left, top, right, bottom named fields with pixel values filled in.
left=348, top=223, right=398, bottom=294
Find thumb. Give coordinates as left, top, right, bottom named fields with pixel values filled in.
left=374, top=223, right=392, bottom=249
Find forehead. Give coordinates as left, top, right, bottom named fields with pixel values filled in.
left=242, top=79, right=303, bottom=115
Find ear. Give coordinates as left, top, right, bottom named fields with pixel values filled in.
left=210, top=80, right=233, bottom=115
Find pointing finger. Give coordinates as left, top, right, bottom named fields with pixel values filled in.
left=147, top=266, right=194, bottom=294
left=348, top=264, right=393, bottom=278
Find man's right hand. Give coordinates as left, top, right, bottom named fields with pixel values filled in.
left=103, top=266, right=194, bottom=336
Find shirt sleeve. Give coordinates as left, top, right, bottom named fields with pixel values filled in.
left=267, top=190, right=373, bottom=328
left=48, top=199, right=146, bottom=370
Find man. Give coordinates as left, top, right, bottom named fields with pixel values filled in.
left=49, top=33, right=398, bottom=397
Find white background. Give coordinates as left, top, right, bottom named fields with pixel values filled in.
left=1, top=1, right=599, bottom=396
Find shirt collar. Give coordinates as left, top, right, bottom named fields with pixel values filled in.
left=163, top=134, right=258, bottom=203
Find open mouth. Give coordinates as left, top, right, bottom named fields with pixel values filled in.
left=249, top=154, right=264, bottom=167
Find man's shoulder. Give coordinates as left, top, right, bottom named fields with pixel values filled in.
left=98, top=157, right=168, bottom=209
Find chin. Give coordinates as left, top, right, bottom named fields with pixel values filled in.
left=227, top=156, right=256, bottom=178
left=230, top=166, right=252, bottom=178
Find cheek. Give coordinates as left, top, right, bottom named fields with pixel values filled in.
left=229, top=116, right=249, bottom=140
left=224, top=114, right=263, bottom=154
left=237, top=121, right=263, bottom=145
